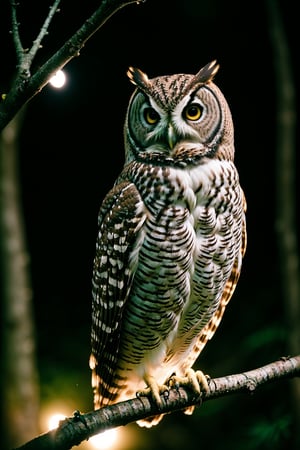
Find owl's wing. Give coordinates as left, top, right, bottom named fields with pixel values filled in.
left=182, top=191, right=247, bottom=372
left=90, top=180, right=146, bottom=407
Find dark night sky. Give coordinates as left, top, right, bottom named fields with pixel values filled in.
left=1, top=0, right=299, bottom=448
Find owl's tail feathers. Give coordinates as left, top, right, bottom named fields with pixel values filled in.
left=134, top=374, right=171, bottom=427
left=136, top=405, right=196, bottom=428
left=137, top=401, right=196, bottom=426
left=136, top=414, right=165, bottom=428
left=183, top=405, right=196, bottom=415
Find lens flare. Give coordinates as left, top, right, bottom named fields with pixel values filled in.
left=48, top=413, right=66, bottom=430
left=89, top=429, right=118, bottom=449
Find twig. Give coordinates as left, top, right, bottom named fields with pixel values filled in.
left=28, top=0, right=62, bottom=63
left=10, top=0, right=23, bottom=65
left=10, top=0, right=61, bottom=76
left=13, top=355, right=300, bottom=450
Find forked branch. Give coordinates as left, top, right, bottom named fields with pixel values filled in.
left=10, top=0, right=62, bottom=72
left=0, top=0, right=145, bottom=131
left=13, top=355, right=300, bottom=450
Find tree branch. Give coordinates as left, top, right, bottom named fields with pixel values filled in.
left=10, top=0, right=24, bottom=65
left=27, top=0, right=62, bottom=64
left=13, top=355, right=300, bottom=450
left=10, top=0, right=62, bottom=74
left=0, top=0, right=145, bottom=131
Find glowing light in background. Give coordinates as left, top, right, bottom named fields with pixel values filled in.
left=45, top=410, right=122, bottom=449
left=90, top=429, right=118, bottom=449
left=49, top=70, right=67, bottom=88
left=48, top=413, right=66, bottom=430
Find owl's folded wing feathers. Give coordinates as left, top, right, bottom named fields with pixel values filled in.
left=90, top=180, right=147, bottom=407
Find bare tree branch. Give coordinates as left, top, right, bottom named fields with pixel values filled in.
left=10, top=0, right=24, bottom=63
left=13, top=355, right=300, bottom=450
left=10, top=0, right=62, bottom=72
left=26, top=0, right=61, bottom=63
left=0, top=0, right=146, bottom=131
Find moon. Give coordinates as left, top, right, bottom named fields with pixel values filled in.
left=49, top=70, right=66, bottom=88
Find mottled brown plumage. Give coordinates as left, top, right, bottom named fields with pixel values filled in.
left=90, top=61, right=247, bottom=427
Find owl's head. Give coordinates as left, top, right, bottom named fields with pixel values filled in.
left=124, top=60, right=234, bottom=166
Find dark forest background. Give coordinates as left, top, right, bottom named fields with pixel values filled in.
left=0, top=0, right=299, bottom=449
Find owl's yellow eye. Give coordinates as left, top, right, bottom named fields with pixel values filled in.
left=184, top=103, right=203, bottom=121
left=144, top=107, right=160, bottom=125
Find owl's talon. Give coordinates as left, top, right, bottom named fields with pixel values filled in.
left=168, top=377, right=180, bottom=391
left=136, top=375, right=169, bottom=409
left=169, top=368, right=209, bottom=397
left=162, top=389, right=169, bottom=399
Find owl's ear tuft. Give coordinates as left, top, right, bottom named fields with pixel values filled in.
left=183, top=60, right=220, bottom=95
left=127, top=67, right=151, bottom=90
left=195, top=60, right=220, bottom=84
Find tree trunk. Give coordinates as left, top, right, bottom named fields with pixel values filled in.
left=0, top=111, right=40, bottom=448
left=265, top=0, right=300, bottom=447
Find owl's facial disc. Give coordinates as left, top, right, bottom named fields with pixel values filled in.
left=140, top=95, right=202, bottom=151
left=128, top=86, right=222, bottom=157
left=129, top=94, right=173, bottom=151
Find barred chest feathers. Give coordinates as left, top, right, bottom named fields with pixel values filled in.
left=117, top=157, right=243, bottom=380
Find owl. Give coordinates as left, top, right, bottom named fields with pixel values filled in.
left=89, top=60, right=247, bottom=427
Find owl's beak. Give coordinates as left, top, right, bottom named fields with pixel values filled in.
left=167, top=123, right=177, bottom=150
